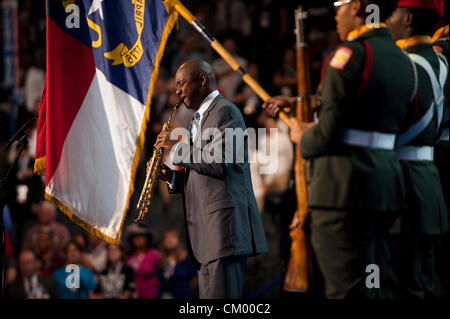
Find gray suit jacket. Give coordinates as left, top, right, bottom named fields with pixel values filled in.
left=169, top=94, right=268, bottom=268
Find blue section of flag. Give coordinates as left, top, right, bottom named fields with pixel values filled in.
left=47, top=0, right=170, bottom=105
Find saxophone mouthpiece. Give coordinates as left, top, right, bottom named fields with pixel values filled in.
left=175, top=96, right=186, bottom=108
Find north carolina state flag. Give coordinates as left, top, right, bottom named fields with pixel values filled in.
left=35, top=0, right=177, bottom=243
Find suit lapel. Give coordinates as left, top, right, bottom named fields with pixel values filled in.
left=192, top=94, right=222, bottom=145
left=200, top=94, right=222, bottom=130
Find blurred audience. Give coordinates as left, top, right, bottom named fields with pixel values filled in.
left=23, top=65, right=44, bottom=117
left=214, top=0, right=251, bottom=37
left=34, top=227, right=65, bottom=277
left=158, top=230, right=198, bottom=299
left=250, top=112, right=293, bottom=212
left=232, top=62, right=263, bottom=128
left=170, top=35, right=206, bottom=75
left=272, top=47, right=297, bottom=96
left=73, top=232, right=95, bottom=269
left=213, top=37, right=247, bottom=99
left=22, top=201, right=70, bottom=254
left=125, top=223, right=160, bottom=299
left=84, top=232, right=108, bottom=274
left=5, top=250, right=58, bottom=299
left=52, top=241, right=96, bottom=299
left=95, top=244, right=135, bottom=299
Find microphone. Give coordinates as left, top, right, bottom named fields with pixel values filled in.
left=2, top=117, right=36, bottom=153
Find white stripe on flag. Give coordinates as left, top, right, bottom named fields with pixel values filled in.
left=46, top=68, right=145, bottom=239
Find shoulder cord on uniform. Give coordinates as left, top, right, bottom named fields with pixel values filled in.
left=436, top=52, right=449, bottom=125
left=403, top=51, right=419, bottom=104
left=396, top=53, right=447, bottom=147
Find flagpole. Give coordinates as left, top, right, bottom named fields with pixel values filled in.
left=164, top=0, right=292, bottom=128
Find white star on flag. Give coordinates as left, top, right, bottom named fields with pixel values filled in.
left=88, top=0, right=104, bottom=20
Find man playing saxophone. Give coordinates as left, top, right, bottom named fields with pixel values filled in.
left=153, top=59, right=268, bottom=299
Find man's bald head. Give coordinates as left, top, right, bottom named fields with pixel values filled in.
left=179, top=59, right=217, bottom=89
left=175, top=59, right=217, bottom=110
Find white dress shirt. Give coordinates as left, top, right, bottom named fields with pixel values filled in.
left=189, top=90, right=220, bottom=141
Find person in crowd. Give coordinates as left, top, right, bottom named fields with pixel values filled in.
left=73, top=233, right=88, bottom=251
left=34, top=227, right=65, bottom=277
left=5, top=250, right=58, bottom=299
left=22, top=201, right=70, bottom=254
left=8, top=134, right=44, bottom=248
left=52, top=240, right=96, bottom=299
left=84, top=232, right=108, bottom=274
left=73, top=232, right=97, bottom=269
left=232, top=62, right=263, bottom=127
left=94, top=244, right=135, bottom=299
left=125, top=223, right=160, bottom=299
left=158, top=230, right=198, bottom=299
left=4, top=207, right=18, bottom=285
left=214, top=0, right=251, bottom=36
left=250, top=110, right=293, bottom=212
left=272, top=47, right=297, bottom=97
left=171, top=35, right=206, bottom=75
left=213, top=37, right=248, bottom=99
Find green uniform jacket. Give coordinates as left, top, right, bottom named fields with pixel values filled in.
left=301, top=28, right=414, bottom=212
left=393, top=43, right=449, bottom=235
left=434, top=32, right=450, bottom=211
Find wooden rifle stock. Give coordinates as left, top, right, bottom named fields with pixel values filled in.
left=283, top=6, right=313, bottom=292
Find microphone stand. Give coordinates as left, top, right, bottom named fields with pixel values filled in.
left=0, top=118, right=35, bottom=299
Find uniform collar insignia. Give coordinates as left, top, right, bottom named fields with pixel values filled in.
left=396, top=35, right=433, bottom=50
left=432, top=25, right=449, bottom=43
left=347, top=23, right=387, bottom=41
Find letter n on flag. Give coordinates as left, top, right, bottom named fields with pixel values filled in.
left=35, top=0, right=178, bottom=243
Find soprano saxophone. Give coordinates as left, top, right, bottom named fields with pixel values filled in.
left=135, top=96, right=185, bottom=223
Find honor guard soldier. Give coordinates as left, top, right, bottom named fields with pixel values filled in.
left=264, top=0, right=416, bottom=298
left=386, top=0, right=449, bottom=299
left=432, top=4, right=450, bottom=298
left=433, top=6, right=449, bottom=203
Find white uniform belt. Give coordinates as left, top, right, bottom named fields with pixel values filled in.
left=440, top=128, right=449, bottom=142
left=342, top=129, right=396, bottom=150
left=396, top=146, right=434, bottom=161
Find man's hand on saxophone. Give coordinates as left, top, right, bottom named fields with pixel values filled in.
left=150, top=130, right=177, bottom=183
left=154, top=130, right=177, bottom=150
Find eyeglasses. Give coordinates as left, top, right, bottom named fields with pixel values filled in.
left=333, top=0, right=354, bottom=8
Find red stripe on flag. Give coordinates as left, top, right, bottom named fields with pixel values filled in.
left=35, top=79, right=46, bottom=160
left=45, top=17, right=96, bottom=184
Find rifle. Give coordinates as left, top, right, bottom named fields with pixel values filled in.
left=283, top=6, right=313, bottom=293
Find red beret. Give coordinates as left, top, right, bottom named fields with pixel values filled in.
left=397, top=0, right=445, bottom=17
